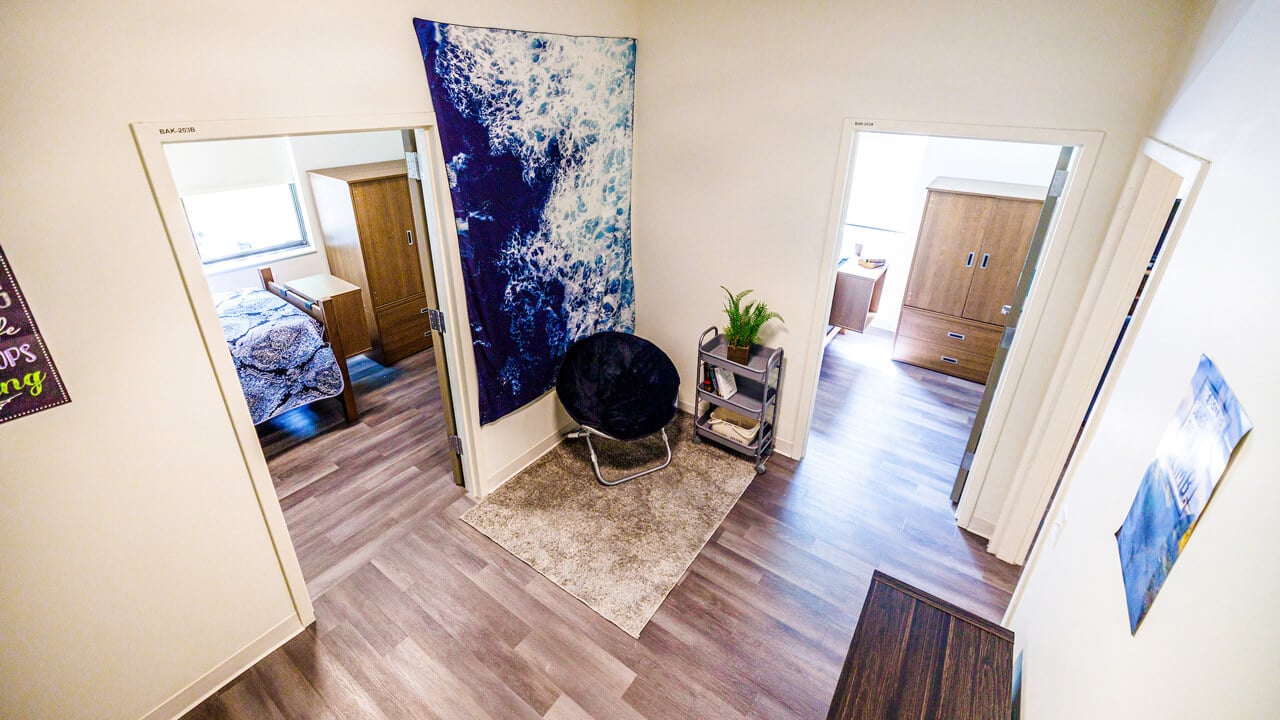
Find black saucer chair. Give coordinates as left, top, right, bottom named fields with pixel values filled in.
left=555, top=331, right=681, bottom=486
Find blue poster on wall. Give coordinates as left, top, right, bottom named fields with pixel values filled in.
left=1115, top=355, right=1252, bottom=633
left=413, top=20, right=637, bottom=424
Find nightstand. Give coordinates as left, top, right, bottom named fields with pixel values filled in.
left=829, top=261, right=887, bottom=333
left=283, top=274, right=371, bottom=357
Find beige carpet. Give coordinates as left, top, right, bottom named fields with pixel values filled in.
left=461, top=415, right=756, bottom=637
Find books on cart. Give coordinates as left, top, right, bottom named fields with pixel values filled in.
left=712, top=367, right=737, bottom=399
left=701, top=362, right=738, bottom=399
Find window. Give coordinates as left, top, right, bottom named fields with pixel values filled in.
left=181, top=183, right=309, bottom=265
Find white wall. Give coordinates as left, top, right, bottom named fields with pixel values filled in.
left=1008, top=1, right=1280, bottom=716
left=631, top=0, right=1199, bottom=466
left=0, top=1, right=637, bottom=718
left=266, top=130, right=407, bottom=294
left=164, top=136, right=324, bottom=293
left=915, top=137, right=1062, bottom=191
left=844, top=134, right=1061, bottom=330
left=167, top=131, right=407, bottom=295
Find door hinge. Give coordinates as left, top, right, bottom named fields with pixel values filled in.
left=960, top=450, right=976, bottom=471
left=405, top=151, right=422, bottom=180
left=448, top=434, right=464, bottom=455
left=1047, top=169, right=1069, bottom=198
left=427, top=308, right=446, bottom=333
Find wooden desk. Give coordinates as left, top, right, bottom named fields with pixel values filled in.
left=284, top=274, right=372, bottom=357
left=827, top=571, right=1014, bottom=719
left=830, top=262, right=887, bottom=333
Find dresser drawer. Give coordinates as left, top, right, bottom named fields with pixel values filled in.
left=375, top=294, right=433, bottom=363
left=897, top=307, right=1002, bottom=359
left=892, top=335, right=993, bottom=384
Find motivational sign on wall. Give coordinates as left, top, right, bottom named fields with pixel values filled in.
left=0, top=246, right=70, bottom=424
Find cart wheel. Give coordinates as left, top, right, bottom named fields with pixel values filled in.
left=755, top=461, right=767, bottom=474
left=692, top=434, right=702, bottom=444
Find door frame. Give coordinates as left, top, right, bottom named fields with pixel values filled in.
left=131, top=112, right=481, bottom=627
left=796, top=118, right=1102, bottom=526
left=401, top=129, right=465, bottom=484
left=991, top=138, right=1209, bottom=571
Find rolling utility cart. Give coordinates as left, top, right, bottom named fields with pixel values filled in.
left=694, top=326, right=784, bottom=474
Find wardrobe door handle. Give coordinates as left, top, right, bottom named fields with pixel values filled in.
left=965, top=252, right=975, bottom=268
left=947, top=332, right=965, bottom=340
left=980, top=253, right=990, bottom=269
left=941, top=356, right=959, bottom=365
left=407, top=230, right=415, bottom=246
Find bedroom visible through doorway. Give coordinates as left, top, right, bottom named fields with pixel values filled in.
left=155, top=128, right=463, bottom=600
left=808, top=130, right=1067, bottom=589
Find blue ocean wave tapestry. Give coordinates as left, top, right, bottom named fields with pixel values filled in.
left=413, top=20, right=637, bottom=424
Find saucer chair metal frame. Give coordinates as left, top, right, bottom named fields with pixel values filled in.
left=566, top=425, right=673, bottom=486
left=556, top=331, right=680, bottom=486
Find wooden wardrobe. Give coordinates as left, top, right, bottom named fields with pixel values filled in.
left=892, top=177, right=1045, bottom=383
left=309, top=160, right=433, bottom=364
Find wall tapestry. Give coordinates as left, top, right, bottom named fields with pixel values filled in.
left=413, top=20, right=637, bottom=424
left=0, top=245, right=71, bottom=424
left=1116, top=355, right=1251, bottom=633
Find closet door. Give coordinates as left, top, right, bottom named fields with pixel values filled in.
left=962, top=197, right=1042, bottom=325
left=353, top=175, right=424, bottom=308
left=903, top=191, right=992, bottom=316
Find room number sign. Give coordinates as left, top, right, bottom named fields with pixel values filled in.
left=0, top=246, right=70, bottom=424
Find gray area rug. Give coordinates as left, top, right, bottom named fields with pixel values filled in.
left=461, top=415, right=756, bottom=637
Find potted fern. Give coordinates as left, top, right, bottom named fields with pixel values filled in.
left=721, top=286, right=784, bottom=364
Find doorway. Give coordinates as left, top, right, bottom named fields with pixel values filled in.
left=132, top=115, right=477, bottom=620
left=814, top=131, right=1067, bottom=514
left=794, top=120, right=1102, bottom=561
left=161, top=129, right=464, bottom=599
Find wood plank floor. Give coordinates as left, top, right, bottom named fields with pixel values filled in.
left=185, top=328, right=1020, bottom=719
left=257, top=350, right=454, bottom=598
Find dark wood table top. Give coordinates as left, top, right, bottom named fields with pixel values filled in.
left=827, top=571, right=1014, bottom=720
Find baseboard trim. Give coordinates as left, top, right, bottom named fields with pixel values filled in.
left=482, top=420, right=574, bottom=496
left=960, top=515, right=998, bottom=540
left=140, top=615, right=303, bottom=720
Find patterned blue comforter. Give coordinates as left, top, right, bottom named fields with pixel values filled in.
left=214, top=288, right=344, bottom=425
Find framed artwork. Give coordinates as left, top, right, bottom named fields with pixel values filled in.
left=1116, top=355, right=1252, bottom=633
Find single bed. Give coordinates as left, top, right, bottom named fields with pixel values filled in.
left=213, top=268, right=358, bottom=425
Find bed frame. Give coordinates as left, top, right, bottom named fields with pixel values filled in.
left=257, top=267, right=359, bottom=422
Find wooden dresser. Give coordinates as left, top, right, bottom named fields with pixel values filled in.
left=309, top=160, right=433, bottom=365
left=893, top=177, right=1045, bottom=383
left=827, top=571, right=1014, bottom=719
